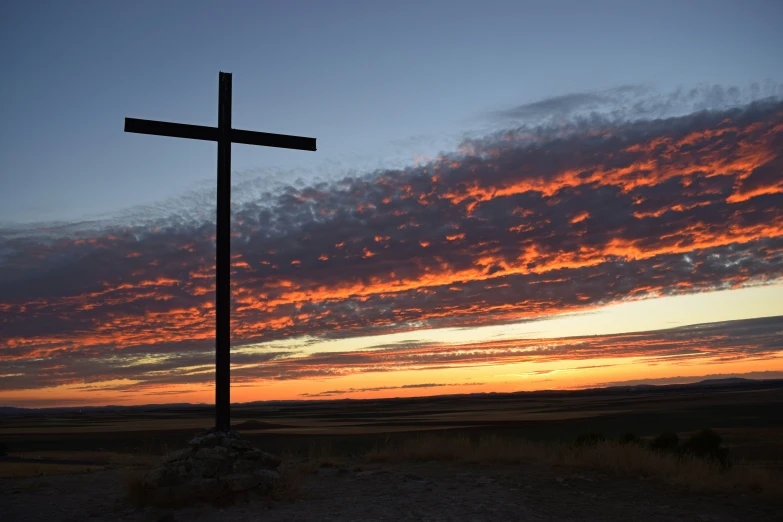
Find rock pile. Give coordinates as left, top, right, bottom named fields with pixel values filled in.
left=143, top=428, right=282, bottom=495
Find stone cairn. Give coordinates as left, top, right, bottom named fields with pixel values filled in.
left=143, top=428, right=282, bottom=496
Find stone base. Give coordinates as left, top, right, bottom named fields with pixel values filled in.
left=143, top=428, right=281, bottom=495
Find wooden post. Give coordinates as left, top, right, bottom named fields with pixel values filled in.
left=215, top=72, right=232, bottom=432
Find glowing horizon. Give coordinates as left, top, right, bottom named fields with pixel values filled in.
left=2, top=286, right=781, bottom=408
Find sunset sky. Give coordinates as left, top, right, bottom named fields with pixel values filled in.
left=1, top=1, right=782, bottom=407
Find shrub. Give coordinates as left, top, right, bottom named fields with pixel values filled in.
left=617, top=432, right=644, bottom=446
left=574, top=431, right=606, bottom=447
left=682, top=429, right=721, bottom=455
left=649, top=432, right=679, bottom=453
left=682, top=429, right=730, bottom=468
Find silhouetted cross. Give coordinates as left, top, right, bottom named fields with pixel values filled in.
left=125, top=72, right=316, bottom=432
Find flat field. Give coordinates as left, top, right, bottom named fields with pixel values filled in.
left=2, top=380, right=782, bottom=470
left=2, top=381, right=783, bottom=521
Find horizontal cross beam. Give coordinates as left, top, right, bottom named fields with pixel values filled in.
left=124, top=117, right=317, bottom=151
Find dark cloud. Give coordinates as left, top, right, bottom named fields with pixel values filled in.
left=492, top=82, right=783, bottom=125
left=1, top=92, right=783, bottom=396
left=298, top=382, right=483, bottom=398
left=493, top=85, right=650, bottom=120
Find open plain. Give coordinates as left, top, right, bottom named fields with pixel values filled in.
left=1, top=380, right=782, bottom=521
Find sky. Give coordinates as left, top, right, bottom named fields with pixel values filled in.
left=1, top=1, right=782, bottom=407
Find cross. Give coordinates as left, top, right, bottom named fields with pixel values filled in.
left=124, top=72, right=316, bottom=432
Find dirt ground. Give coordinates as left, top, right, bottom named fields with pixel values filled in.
left=1, top=460, right=781, bottom=522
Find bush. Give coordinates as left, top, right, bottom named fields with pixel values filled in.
left=682, top=429, right=721, bottom=455
left=574, top=431, right=606, bottom=447
left=649, top=432, right=679, bottom=453
left=683, top=429, right=730, bottom=468
left=617, top=432, right=644, bottom=446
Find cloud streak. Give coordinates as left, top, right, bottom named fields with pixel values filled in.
left=1, top=315, right=780, bottom=393
left=298, top=382, right=483, bottom=398
left=491, top=82, right=783, bottom=125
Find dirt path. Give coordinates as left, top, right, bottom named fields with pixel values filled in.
left=1, top=461, right=780, bottom=522
left=0, top=455, right=104, bottom=466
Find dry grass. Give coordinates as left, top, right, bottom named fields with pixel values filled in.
left=305, top=442, right=350, bottom=470
left=269, top=457, right=304, bottom=501
left=124, top=470, right=240, bottom=509
left=123, top=455, right=304, bottom=509
left=123, top=471, right=152, bottom=506
left=109, top=452, right=160, bottom=470
left=366, top=434, right=783, bottom=500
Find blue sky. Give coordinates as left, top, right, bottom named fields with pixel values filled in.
left=2, top=0, right=782, bottom=224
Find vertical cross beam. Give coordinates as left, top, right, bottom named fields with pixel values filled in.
left=124, top=72, right=315, bottom=433
left=215, top=72, right=232, bottom=432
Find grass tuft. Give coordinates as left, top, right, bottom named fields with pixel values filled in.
left=269, top=457, right=304, bottom=501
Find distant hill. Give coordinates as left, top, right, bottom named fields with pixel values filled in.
left=0, top=403, right=209, bottom=416
left=0, top=406, right=29, bottom=414
left=695, top=377, right=755, bottom=385
left=2, top=378, right=782, bottom=416
left=602, top=377, right=760, bottom=391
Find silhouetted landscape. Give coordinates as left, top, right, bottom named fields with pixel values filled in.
left=2, top=378, right=783, bottom=520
